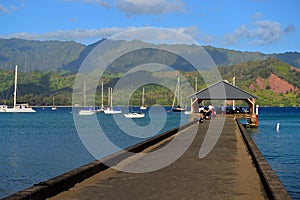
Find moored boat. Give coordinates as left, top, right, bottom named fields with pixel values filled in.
left=78, top=80, right=96, bottom=116
left=140, top=87, right=147, bottom=110
left=124, top=112, right=145, bottom=118
left=104, top=87, right=122, bottom=114
left=78, top=108, right=96, bottom=116
left=171, top=77, right=186, bottom=112
left=0, top=65, right=36, bottom=113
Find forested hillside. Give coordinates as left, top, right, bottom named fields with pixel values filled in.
left=218, top=58, right=300, bottom=106
left=0, top=58, right=299, bottom=107
left=0, top=38, right=85, bottom=71
left=0, top=38, right=300, bottom=72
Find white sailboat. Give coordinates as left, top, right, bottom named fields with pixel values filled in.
left=172, top=77, right=186, bottom=112
left=104, top=87, right=122, bottom=114
left=96, top=82, right=105, bottom=113
left=51, top=96, right=57, bottom=111
left=124, top=112, right=145, bottom=118
left=140, top=87, right=147, bottom=110
left=185, top=76, right=197, bottom=115
left=0, top=65, right=36, bottom=113
left=78, top=80, right=96, bottom=116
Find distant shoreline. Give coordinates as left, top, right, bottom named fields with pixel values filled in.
left=33, top=105, right=299, bottom=108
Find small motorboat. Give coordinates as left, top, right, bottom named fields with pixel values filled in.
left=124, top=112, right=145, bottom=119
left=78, top=108, right=96, bottom=116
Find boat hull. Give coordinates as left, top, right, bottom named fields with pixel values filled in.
left=172, top=108, right=186, bottom=112
left=140, top=106, right=147, bottom=110
left=0, top=108, right=36, bottom=113
left=78, top=110, right=96, bottom=116
left=124, top=113, right=145, bottom=118
left=104, top=109, right=122, bottom=114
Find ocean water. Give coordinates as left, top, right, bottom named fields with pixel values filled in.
left=1, top=107, right=299, bottom=199
left=247, top=107, right=300, bottom=200
left=0, top=107, right=188, bottom=198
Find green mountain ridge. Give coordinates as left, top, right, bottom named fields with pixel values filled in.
left=0, top=38, right=85, bottom=71
left=0, top=58, right=299, bottom=107
left=218, top=58, right=300, bottom=106
left=0, top=38, right=300, bottom=72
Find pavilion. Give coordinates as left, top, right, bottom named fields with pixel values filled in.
left=189, top=80, right=258, bottom=126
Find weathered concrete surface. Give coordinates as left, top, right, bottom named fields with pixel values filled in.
left=50, top=117, right=267, bottom=200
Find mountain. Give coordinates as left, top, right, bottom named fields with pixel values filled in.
left=218, top=58, right=300, bottom=106
left=0, top=38, right=85, bottom=71
left=0, top=57, right=298, bottom=106
left=0, top=38, right=300, bottom=72
left=63, top=40, right=300, bottom=72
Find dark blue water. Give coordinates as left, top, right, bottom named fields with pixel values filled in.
left=0, top=107, right=189, bottom=198
left=1, top=107, right=299, bottom=199
left=247, top=107, right=300, bottom=200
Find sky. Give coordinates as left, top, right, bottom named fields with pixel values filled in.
left=0, top=0, right=299, bottom=53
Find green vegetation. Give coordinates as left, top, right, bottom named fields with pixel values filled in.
left=0, top=38, right=85, bottom=71
left=0, top=58, right=299, bottom=107
left=0, top=38, right=300, bottom=73
left=219, top=58, right=300, bottom=106
left=0, top=38, right=299, bottom=107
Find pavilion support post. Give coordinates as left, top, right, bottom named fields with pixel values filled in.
left=191, top=98, right=199, bottom=113
left=246, top=98, right=258, bottom=127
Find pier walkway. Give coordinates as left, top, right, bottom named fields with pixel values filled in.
left=49, top=117, right=267, bottom=200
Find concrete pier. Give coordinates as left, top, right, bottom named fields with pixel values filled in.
left=47, top=117, right=289, bottom=200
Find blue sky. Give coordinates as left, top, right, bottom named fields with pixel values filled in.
left=0, top=0, right=299, bottom=53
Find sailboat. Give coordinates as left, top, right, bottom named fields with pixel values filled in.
left=185, top=76, right=197, bottom=115
left=124, top=112, right=145, bottom=118
left=104, top=87, right=122, bottom=114
left=0, top=65, right=36, bottom=113
left=172, top=77, right=186, bottom=112
left=140, top=87, right=147, bottom=110
left=96, top=82, right=105, bottom=113
left=51, top=96, right=57, bottom=111
left=78, top=80, right=96, bottom=116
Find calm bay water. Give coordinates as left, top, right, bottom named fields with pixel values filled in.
left=0, top=107, right=188, bottom=198
left=247, top=107, right=300, bottom=200
left=1, top=107, right=299, bottom=199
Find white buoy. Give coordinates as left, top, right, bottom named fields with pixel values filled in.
left=276, top=123, right=280, bottom=132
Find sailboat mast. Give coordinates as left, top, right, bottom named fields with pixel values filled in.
left=13, top=65, right=18, bottom=108
left=195, top=76, right=197, bottom=92
left=172, top=77, right=179, bottom=108
left=110, top=87, right=113, bottom=109
left=178, top=77, right=182, bottom=107
left=83, top=80, right=86, bottom=107
left=101, top=82, right=104, bottom=109
left=108, top=87, right=110, bottom=108
left=142, top=87, right=145, bottom=106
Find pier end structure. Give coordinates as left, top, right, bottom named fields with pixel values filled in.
left=189, top=80, right=258, bottom=127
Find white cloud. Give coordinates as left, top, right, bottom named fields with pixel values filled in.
left=284, top=24, right=295, bottom=33
left=115, top=0, right=186, bottom=17
left=0, top=4, right=10, bottom=13
left=174, top=26, right=199, bottom=39
left=248, top=20, right=282, bottom=44
left=251, top=12, right=263, bottom=20
left=2, top=26, right=200, bottom=44
left=62, top=0, right=186, bottom=16
left=62, top=0, right=111, bottom=8
left=223, top=20, right=284, bottom=45
left=3, top=27, right=131, bottom=42
left=0, top=3, right=18, bottom=13
left=223, top=25, right=247, bottom=45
